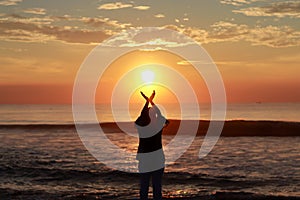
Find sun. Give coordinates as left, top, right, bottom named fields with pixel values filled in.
left=141, top=70, right=155, bottom=84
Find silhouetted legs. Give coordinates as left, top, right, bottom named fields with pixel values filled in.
left=152, top=168, right=164, bottom=200
left=140, top=172, right=151, bottom=200
left=139, top=168, right=164, bottom=200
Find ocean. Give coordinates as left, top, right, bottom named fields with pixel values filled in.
left=1, top=102, right=300, bottom=124
left=0, top=103, right=299, bottom=199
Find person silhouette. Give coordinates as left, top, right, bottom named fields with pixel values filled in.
left=135, top=90, right=169, bottom=200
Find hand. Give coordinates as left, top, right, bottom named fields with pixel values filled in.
left=140, top=91, right=149, bottom=101
left=149, top=90, right=155, bottom=101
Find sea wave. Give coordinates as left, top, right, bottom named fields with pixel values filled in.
left=1, top=120, right=300, bottom=136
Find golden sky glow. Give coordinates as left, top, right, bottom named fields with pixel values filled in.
left=0, top=0, right=300, bottom=103
left=95, top=49, right=209, bottom=104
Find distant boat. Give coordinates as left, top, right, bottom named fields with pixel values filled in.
left=256, top=101, right=262, bottom=104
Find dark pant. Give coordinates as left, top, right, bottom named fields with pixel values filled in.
left=139, top=168, right=164, bottom=200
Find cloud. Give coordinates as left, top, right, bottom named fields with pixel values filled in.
left=51, top=28, right=110, bottom=44
left=80, top=17, right=131, bottom=29
left=23, top=8, right=46, bottom=15
left=1, top=13, right=299, bottom=48
left=0, top=20, right=110, bottom=44
left=51, top=15, right=131, bottom=32
left=164, top=24, right=208, bottom=44
left=101, top=27, right=196, bottom=49
left=0, top=29, right=54, bottom=43
left=209, top=21, right=300, bottom=47
left=5, top=13, right=24, bottom=18
left=247, top=25, right=300, bottom=47
left=233, top=1, right=300, bottom=18
left=165, top=22, right=300, bottom=48
left=97, top=2, right=150, bottom=11
left=154, top=14, right=165, bottom=18
left=120, top=38, right=183, bottom=48
left=220, top=0, right=252, bottom=6
left=98, top=2, right=132, bottom=10
left=0, top=14, right=54, bottom=25
left=133, top=5, right=150, bottom=10
left=0, top=0, right=21, bottom=6
left=0, top=15, right=115, bottom=44
left=208, top=21, right=249, bottom=42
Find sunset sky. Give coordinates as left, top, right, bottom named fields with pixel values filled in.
left=0, top=0, right=299, bottom=104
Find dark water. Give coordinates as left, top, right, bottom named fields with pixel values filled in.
left=0, top=125, right=299, bottom=199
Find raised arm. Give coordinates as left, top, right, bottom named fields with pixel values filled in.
left=149, top=90, right=155, bottom=106
left=141, top=90, right=155, bottom=109
left=148, top=90, right=162, bottom=116
left=140, top=91, right=149, bottom=114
